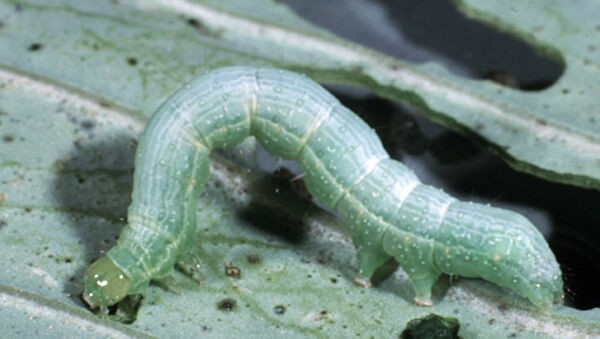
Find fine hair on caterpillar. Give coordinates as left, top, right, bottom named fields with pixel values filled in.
left=83, top=66, right=563, bottom=312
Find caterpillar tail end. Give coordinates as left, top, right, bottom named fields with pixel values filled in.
left=82, top=256, right=131, bottom=310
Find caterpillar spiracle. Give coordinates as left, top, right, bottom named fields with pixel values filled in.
left=83, top=66, right=563, bottom=311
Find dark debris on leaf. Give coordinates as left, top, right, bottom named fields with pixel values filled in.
left=400, top=313, right=461, bottom=339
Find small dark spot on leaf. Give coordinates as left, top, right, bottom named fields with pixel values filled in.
left=562, top=88, right=570, bottom=95
left=246, top=254, right=260, bottom=264
left=536, top=119, right=547, bottom=126
left=273, top=305, right=286, bottom=315
left=127, top=57, right=138, bottom=66
left=80, top=120, right=95, bottom=130
left=187, top=18, right=202, bottom=28
left=24, top=207, right=32, bottom=213
left=217, top=298, right=236, bottom=312
left=3, top=135, right=14, bottom=143
left=99, top=101, right=111, bottom=108
left=14, top=3, right=22, bottom=12
left=0, top=220, right=7, bottom=230
left=28, top=43, right=43, bottom=52
left=330, top=277, right=338, bottom=283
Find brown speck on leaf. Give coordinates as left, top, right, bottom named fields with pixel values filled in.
left=224, top=262, right=241, bottom=278
left=246, top=254, right=260, bottom=264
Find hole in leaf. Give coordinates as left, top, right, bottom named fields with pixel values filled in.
left=282, top=0, right=563, bottom=90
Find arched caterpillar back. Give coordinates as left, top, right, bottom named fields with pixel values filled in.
left=83, top=66, right=563, bottom=311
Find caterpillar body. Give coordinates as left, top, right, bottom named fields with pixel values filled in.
left=83, top=66, right=562, bottom=311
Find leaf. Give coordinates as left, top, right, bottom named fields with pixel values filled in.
left=450, top=0, right=600, bottom=190
left=0, top=0, right=599, bottom=337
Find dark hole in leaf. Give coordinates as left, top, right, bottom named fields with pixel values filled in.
left=283, top=0, right=563, bottom=90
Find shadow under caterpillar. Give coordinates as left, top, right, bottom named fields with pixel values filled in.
left=83, top=66, right=563, bottom=312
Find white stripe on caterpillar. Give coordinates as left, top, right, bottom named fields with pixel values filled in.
left=83, top=66, right=563, bottom=312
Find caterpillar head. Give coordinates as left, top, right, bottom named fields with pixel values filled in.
left=83, top=256, right=131, bottom=310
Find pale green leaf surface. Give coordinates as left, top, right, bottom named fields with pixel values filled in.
left=0, top=0, right=599, bottom=338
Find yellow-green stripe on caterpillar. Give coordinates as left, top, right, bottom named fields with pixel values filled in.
left=83, top=66, right=563, bottom=311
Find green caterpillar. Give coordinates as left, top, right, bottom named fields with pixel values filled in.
left=83, top=66, right=563, bottom=311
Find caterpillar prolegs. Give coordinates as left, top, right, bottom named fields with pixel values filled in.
left=83, top=66, right=563, bottom=311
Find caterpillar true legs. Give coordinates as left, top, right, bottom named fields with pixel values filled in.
left=83, top=66, right=562, bottom=311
